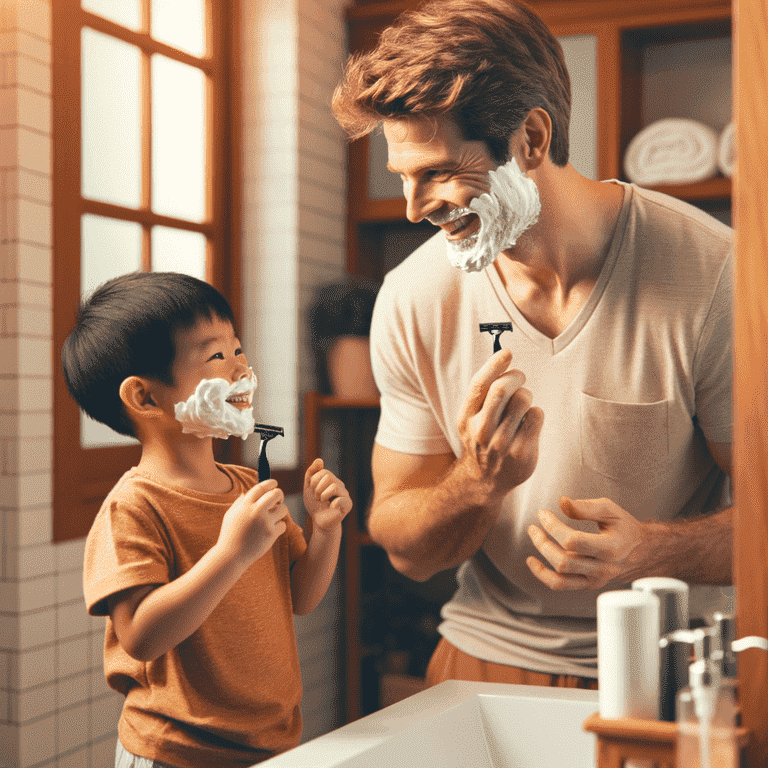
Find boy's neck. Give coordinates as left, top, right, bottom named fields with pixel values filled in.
left=137, top=434, right=234, bottom=494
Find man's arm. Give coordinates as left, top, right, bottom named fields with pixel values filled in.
left=369, top=349, right=544, bottom=582
left=526, top=440, right=733, bottom=589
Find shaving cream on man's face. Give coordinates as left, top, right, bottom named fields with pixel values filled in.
left=442, top=157, right=541, bottom=273
left=174, top=369, right=258, bottom=441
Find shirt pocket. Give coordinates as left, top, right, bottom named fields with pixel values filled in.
left=579, top=392, right=669, bottom=486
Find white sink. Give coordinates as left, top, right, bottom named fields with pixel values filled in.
left=259, top=681, right=599, bottom=767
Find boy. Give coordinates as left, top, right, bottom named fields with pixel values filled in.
left=63, top=271, right=353, bottom=767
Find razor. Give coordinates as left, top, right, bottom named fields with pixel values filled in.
left=253, top=423, right=285, bottom=481
left=479, top=322, right=513, bottom=353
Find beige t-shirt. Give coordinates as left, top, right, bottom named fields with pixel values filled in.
left=370, top=182, right=733, bottom=676
left=84, top=463, right=307, bottom=768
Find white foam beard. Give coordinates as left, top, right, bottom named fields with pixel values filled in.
left=443, top=157, right=541, bottom=273
left=173, top=369, right=258, bottom=441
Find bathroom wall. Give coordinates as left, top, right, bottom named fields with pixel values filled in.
left=0, top=0, right=349, bottom=766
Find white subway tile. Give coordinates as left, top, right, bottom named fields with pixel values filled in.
left=57, top=701, right=90, bottom=756
left=15, top=471, right=52, bottom=508
left=0, top=472, right=18, bottom=506
left=17, top=127, right=50, bottom=175
left=0, top=611, right=16, bottom=649
left=90, top=666, right=111, bottom=699
left=18, top=606, right=55, bottom=650
left=16, top=87, right=50, bottom=134
left=16, top=436, right=51, bottom=475
left=91, top=734, right=118, bottom=768
left=58, top=637, right=89, bottom=679
left=14, top=680, right=56, bottom=723
left=57, top=670, right=91, bottom=710
left=56, top=538, right=85, bottom=574
left=15, top=0, right=51, bottom=43
left=17, top=197, right=51, bottom=247
left=10, top=167, right=51, bottom=202
left=0, top=724, right=19, bottom=768
left=57, top=569, right=84, bottom=607
left=57, top=744, right=91, bottom=768
left=9, top=542, right=55, bottom=580
left=57, top=601, right=89, bottom=641
left=13, top=643, right=56, bottom=689
left=15, top=54, right=50, bottom=94
left=90, top=692, right=122, bottom=741
left=18, top=574, right=55, bottom=611
left=18, top=712, right=57, bottom=767
left=16, top=242, right=52, bottom=284
left=15, top=280, right=52, bottom=308
left=15, top=505, right=53, bottom=547
left=0, top=687, right=8, bottom=721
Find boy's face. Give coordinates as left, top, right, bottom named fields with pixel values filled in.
left=153, top=315, right=258, bottom=440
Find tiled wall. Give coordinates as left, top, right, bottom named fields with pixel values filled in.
left=0, top=0, right=349, bottom=765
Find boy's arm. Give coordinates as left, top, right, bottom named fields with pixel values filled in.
left=109, top=479, right=288, bottom=662
left=290, top=459, right=352, bottom=615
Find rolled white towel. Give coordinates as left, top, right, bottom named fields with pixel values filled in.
left=623, top=118, right=718, bottom=186
left=717, top=122, right=735, bottom=178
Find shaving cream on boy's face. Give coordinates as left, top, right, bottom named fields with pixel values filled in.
left=432, top=157, right=541, bottom=273
left=173, top=368, right=258, bottom=441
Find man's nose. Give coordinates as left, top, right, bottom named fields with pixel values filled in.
left=404, top=180, right=440, bottom=224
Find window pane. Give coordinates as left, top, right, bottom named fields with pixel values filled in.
left=151, top=55, right=207, bottom=223
left=82, top=0, right=142, bottom=31
left=151, top=0, right=206, bottom=58
left=82, top=29, right=142, bottom=208
left=80, top=215, right=143, bottom=448
left=152, top=226, right=207, bottom=281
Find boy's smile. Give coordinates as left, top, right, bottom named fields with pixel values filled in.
left=152, top=315, right=258, bottom=440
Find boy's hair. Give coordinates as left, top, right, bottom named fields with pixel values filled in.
left=62, top=271, right=236, bottom=437
left=332, top=0, right=571, bottom=166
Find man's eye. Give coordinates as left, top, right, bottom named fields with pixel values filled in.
left=426, top=169, right=452, bottom=181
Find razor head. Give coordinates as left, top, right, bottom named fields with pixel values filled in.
left=253, top=423, right=285, bottom=441
left=479, top=322, right=513, bottom=353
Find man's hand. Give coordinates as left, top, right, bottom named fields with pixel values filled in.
left=303, top=458, right=353, bottom=531
left=456, top=348, right=544, bottom=499
left=526, top=496, right=644, bottom=590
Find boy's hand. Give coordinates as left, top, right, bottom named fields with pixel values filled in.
left=217, top=479, right=289, bottom=567
left=303, top=458, right=353, bottom=532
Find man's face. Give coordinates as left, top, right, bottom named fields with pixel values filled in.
left=383, top=115, right=540, bottom=272
left=384, top=116, right=495, bottom=242
left=153, top=315, right=258, bottom=440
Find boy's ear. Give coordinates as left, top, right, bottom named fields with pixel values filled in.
left=119, top=376, right=162, bottom=422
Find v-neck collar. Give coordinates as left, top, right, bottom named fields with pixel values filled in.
left=482, top=181, right=632, bottom=356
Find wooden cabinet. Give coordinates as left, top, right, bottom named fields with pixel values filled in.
left=334, top=0, right=733, bottom=724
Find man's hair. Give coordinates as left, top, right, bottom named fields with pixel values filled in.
left=61, top=271, right=236, bottom=437
left=332, top=0, right=571, bottom=166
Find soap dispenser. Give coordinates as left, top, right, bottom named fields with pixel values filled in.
left=661, top=627, right=739, bottom=768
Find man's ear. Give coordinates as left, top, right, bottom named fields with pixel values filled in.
left=119, top=376, right=162, bottom=423
left=511, top=107, right=552, bottom=171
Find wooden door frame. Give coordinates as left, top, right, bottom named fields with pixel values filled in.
left=733, top=0, right=768, bottom=766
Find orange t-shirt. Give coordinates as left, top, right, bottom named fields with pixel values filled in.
left=84, top=464, right=307, bottom=768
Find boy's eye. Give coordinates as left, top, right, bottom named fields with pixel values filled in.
left=208, top=352, right=224, bottom=361
left=235, top=348, right=243, bottom=357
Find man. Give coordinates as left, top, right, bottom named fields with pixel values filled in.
left=332, top=0, right=733, bottom=689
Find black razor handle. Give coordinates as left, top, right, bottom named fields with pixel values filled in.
left=253, top=423, right=284, bottom=481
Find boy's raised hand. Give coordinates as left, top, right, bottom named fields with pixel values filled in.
left=303, top=458, right=353, bottom=531
left=217, top=479, right=289, bottom=568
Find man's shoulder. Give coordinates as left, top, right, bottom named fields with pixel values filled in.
left=628, top=183, right=732, bottom=252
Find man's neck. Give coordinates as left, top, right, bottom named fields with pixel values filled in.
left=493, top=167, right=625, bottom=337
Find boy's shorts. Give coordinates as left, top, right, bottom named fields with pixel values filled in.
left=115, top=739, right=183, bottom=768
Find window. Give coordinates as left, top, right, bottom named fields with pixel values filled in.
left=52, top=0, right=242, bottom=541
